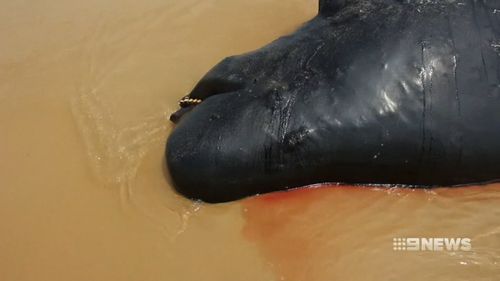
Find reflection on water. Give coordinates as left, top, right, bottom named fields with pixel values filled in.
left=1, top=0, right=499, bottom=280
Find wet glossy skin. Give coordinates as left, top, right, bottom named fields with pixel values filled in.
left=167, top=0, right=500, bottom=203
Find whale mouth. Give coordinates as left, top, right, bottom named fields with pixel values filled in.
left=169, top=97, right=203, bottom=124
left=170, top=76, right=246, bottom=123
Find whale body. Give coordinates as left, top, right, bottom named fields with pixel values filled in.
left=167, top=0, right=500, bottom=203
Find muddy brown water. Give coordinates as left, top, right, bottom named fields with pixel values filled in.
left=1, top=1, right=499, bottom=280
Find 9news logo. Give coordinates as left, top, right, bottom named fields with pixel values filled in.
left=393, top=237, right=472, bottom=252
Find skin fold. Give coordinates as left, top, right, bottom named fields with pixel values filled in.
left=167, top=0, right=500, bottom=203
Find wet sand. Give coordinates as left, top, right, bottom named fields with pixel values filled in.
left=1, top=0, right=499, bottom=280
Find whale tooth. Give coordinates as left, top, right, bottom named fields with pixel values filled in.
left=179, top=97, right=203, bottom=107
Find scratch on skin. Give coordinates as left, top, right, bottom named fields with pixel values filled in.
left=428, top=60, right=434, bottom=158
left=419, top=42, right=427, bottom=165
left=446, top=10, right=464, bottom=166
left=446, top=13, right=463, bottom=117
left=278, top=94, right=297, bottom=147
left=305, top=42, right=326, bottom=70
left=264, top=90, right=297, bottom=171
left=419, top=38, right=435, bottom=165
left=471, top=0, right=490, bottom=83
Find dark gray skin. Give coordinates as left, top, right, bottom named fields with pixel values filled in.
left=167, top=0, right=500, bottom=203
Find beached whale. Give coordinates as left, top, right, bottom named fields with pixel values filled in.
left=167, top=0, right=500, bottom=203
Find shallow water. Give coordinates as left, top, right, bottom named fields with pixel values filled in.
left=1, top=0, right=499, bottom=280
